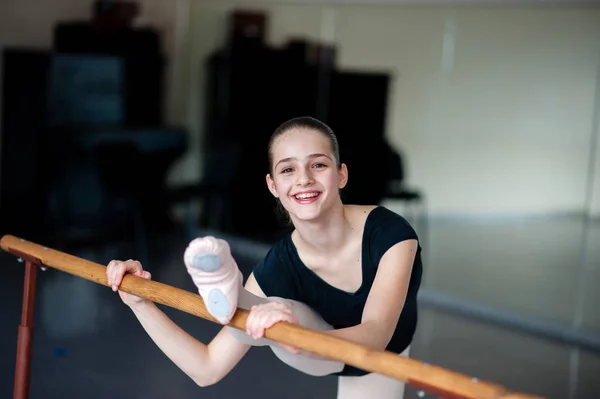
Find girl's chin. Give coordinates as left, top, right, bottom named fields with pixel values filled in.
left=285, top=201, right=331, bottom=222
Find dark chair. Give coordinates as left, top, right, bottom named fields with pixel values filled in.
left=380, top=143, right=427, bottom=244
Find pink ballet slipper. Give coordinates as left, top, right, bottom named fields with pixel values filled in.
left=183, top=236, right=242, bottom=324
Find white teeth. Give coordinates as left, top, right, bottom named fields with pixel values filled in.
left=295, top=192, right=319, bottom=199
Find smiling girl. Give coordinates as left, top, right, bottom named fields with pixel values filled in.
left=106, top=116, right=423, bottom=398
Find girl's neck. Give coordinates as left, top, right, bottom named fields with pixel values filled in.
left=291, top=203, right=353, bottom=255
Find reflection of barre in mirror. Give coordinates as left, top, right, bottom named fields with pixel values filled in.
left=2, top=234, right=544, bottom=399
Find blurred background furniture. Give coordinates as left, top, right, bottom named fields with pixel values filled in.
left=0, top=1, right=187, bottom=264
left=187, top=10, right=425, bottom=242
left=1, top=4, right=425, bottom=252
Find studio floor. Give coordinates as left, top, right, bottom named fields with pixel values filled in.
left=1, top=213, right=599, bottom=399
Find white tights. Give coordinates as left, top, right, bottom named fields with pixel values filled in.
left=227, top=288, right=409, bottom=399
left=336, top=346, right=410, bottom=399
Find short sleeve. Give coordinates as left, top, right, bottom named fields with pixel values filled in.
left=368, top=207, right=419, bottom=267
left=251, top=239, right=300, bottom=300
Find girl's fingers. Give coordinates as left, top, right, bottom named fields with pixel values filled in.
left=106, top=260, right=115, bottom=287
left=110, top=261, right=121, bottom=291
left=106, top=260, right=146, bottom=292
left=247, top=306, right=297, bottom=340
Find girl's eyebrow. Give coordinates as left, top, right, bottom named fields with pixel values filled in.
left=275, top=153, right=332, bottom=168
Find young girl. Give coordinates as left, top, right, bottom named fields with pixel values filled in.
left=106, top=116, right=423, bottom=398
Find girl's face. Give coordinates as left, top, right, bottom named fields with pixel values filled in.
left=266, top=128, right=348, bottom=223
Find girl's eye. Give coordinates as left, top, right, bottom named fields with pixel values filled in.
left=313, top=163, right=326, bottom=168
left=281, top=167, right=293, bottom=174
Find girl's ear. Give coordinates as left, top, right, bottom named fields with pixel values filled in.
left=338, top=163, right=348, bottom=189
left=266, top=174, right=278, bottom=197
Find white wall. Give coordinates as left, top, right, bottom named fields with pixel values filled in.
left=184, top=3, right=600, bottom=218
left=333, top=6, right=600, bottom=216
left=587, top=42, right=600, bottom=220
left=1, top=1, right=599, bottom=218
left=589, top=100, right=600, bottom=219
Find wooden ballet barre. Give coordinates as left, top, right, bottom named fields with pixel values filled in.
left=1, top=234, right=544, bottom=399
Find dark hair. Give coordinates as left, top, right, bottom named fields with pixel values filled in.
left=267, top=116, right=342, bottom=228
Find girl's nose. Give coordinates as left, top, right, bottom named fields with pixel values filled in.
left=296, top=167, right=314, bottom=185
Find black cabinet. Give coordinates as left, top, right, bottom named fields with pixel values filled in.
left=0, top=15, right=184, bottom=251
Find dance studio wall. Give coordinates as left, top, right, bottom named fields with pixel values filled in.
left=590, top=120, right=600, bottom=219
left=182, top=3, right=600, bottom=219
left=1, top=1, right=598, bottom=220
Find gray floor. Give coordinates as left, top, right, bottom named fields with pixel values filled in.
left=417, top=213, right=600, bottom=334
left=1, top=215, right=599, bottom=399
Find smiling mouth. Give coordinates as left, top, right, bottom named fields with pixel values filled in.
left=293, top=192, right=321, bottom=203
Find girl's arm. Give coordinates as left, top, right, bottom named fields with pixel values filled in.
left=325, top=239, right=417, bottom=349
left=128, top=300, right=251, bottom=386
left=110, top=259, right=265, bottom=387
